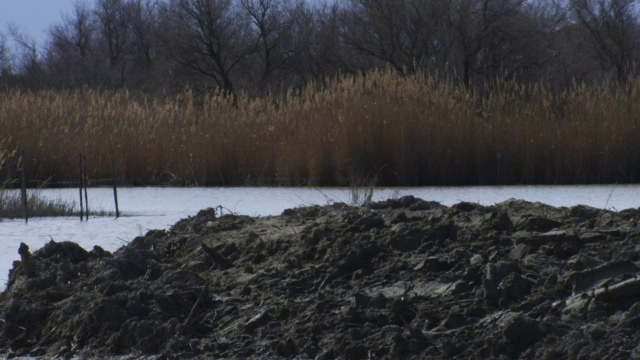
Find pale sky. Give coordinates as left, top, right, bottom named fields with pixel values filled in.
left=0, top=0, right=330, bottom=50
left=0, top=0, right=78, bottom=48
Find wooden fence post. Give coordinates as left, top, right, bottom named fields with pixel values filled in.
left=19, top=149, right=28, bottom=223
left=79, top=153, right=84, bottom=221
left=111, top=157, right=120, bottom=218
left=83, top=153, right=88, bottom=221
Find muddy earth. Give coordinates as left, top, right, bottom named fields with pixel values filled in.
left=2, top=196, right=640, bottom=359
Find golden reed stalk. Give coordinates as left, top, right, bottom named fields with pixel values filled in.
left=2, top=70, right=639, bottom=186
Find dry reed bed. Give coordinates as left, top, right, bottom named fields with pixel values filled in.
left=1, top=70, right=640, bottom=186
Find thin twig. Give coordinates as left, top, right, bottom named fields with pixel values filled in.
left=180, top=284, right=209, bottom=334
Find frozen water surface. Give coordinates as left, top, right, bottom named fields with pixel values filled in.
left=1, top=185, right=639, bottom=289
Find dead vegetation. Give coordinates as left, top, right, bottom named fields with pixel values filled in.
left=1, top=70, right=640, bottom=186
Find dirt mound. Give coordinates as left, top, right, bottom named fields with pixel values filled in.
left=1, top=197, right=640, bottom=359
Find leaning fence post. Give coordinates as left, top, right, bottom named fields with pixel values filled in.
left=111, top=157, right=120, bottom=218
left=19, top=149, right=28, bottom=223
left=79, top=153, right=84, bottom=221
left=83, top=153, right=89, bottom=221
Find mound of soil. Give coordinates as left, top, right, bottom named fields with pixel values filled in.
left=2, top=196, right=640, bottom=359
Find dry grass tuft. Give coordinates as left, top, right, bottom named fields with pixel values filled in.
left=0, top=190, right=76, bottom=219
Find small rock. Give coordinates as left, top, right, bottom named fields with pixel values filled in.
left=517, top=216, right=563, bottom=232
left=389, top=231, right=423, bottom=252
left=370, top=293, right=387, bottom=309
left=276, top=338, right=297, bottom=357
left=244, top=311, right=271, bottom=334
left=631, top=344, right=640, bottom=360
left=453, top=202, right=483, bottom=212
left=568, top=205, right=601, bottom=219
left=39, top=240, right=90, bottom=265
left=567, top=253, right=602, bottom=271
left=391, top=212, right=410, bottom=224
left=470, top=254, right=484, bottom=266
left=281, top=208, right=295, bottom=216
left=500, top=312, right=545, bottom=345
left=579, top=232, right=608, bottom=243
left=353, top=292, right=369, bottom=308
left=440, top=311, right=467, bottom=329
left=499, top=273, right=533, bottom=299
left=482, top=277, right=500, bottom=301
left=489, top=261, right=518, bottom=283
left=352, top=213, right=385, bottom=232
left=509, top=244, right=529, bottom=260
left=482, top=210, right=513, bottom=231
left=344, top=345, right=368, bottom=360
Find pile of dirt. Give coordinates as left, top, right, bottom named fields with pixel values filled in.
left=1, top=196, right=640, bottom=359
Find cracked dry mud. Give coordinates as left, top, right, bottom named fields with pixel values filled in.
left=2, top=196, right=640, bottom=359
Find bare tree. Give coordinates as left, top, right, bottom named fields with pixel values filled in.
left=44, top=2, right=99, bottom=87
left=96, top=0, right=132, bottom=68
left=49, top=3, right=95, bottom=60
left=342, top=0, right=446, bottom=73
left=291, top=2, right=347, bottom=82
left=128, top=0, right=158, bottom=68
left=93, top=0, right=162, bottom=87
left=43, top=0, right=162, bottom=89
left=570, top=0, right=639, bottom=83
left=159, top=0, right=255, bottom=96
left=239, top=0, right=300, bottom=91
left=444, top=0, right=527, bottom=87
left=513, top=0, right=572, bottom=84
left=8, top=24, right=39, bottom=72
left=4, top=0, right=638, bottom=93
left=6, top=24, right=45, bottom=88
